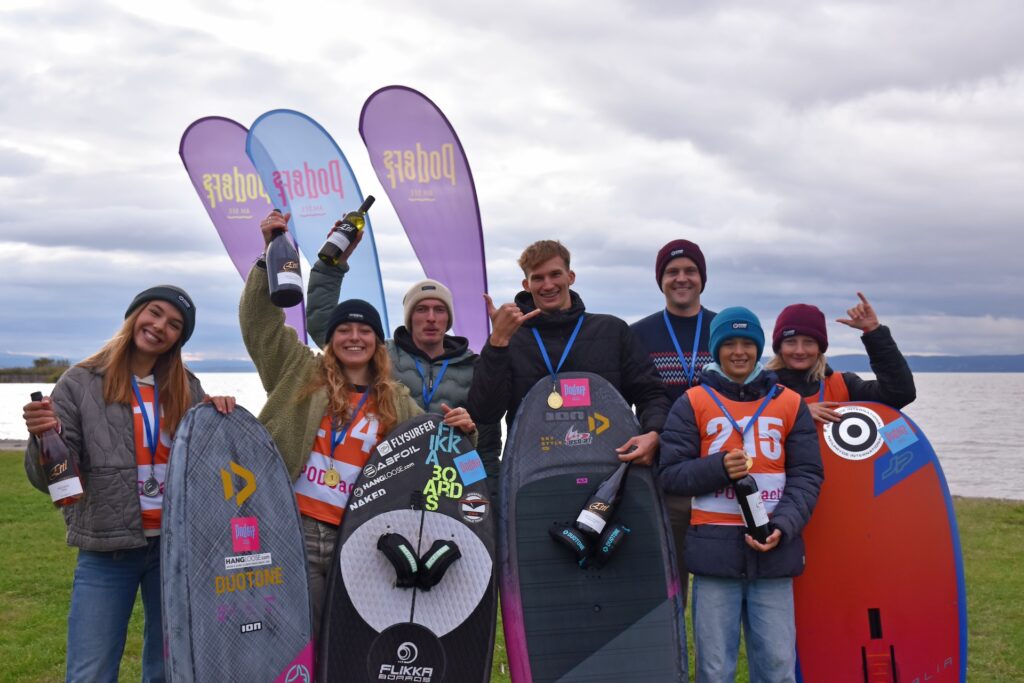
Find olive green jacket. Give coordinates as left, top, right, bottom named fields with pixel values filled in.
left=240, top=265, right=422, bottom=480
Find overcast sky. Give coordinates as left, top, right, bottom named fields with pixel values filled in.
left=2, top=0, right=1022, bottom=363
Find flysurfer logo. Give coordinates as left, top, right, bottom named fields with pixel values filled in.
left=378, top=641, right=433, bottom=682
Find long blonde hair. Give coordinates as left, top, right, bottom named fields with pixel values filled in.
left=79, top=307, right=193, bottom=434
left=304, top=341, right=401, bottom=435
left=766, top=352, right=828, bottom=383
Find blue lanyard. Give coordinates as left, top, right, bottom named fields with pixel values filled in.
left=663, top=308, right=704, bottom=387
left=412, top=358, right=449, bottom=408
left=701, top=385, right=777, bottom=438
left=331, top=390, right=370, bottom=457
left=532, top=315, right=585, bottom=385
left=130, top=377, right=160, bottom=460
left=817, top=380, right=825, bottom=403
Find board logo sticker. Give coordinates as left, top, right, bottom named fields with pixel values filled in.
left=559, top=378, right=591, bottom=407
left=879, top=417, right=918, bottom=453
left=587, top=412, right=610, bottom=435
left=453, top=450, right=486, bottom=486
left=425, top=424, right=463, bottom=466
left=282, top=663, right=311, bottom=683
left=241, top=621, right=263, bottom=633
left=823, top=406, right=885, bottom=460
left=564, top=425, right=593, bottom=447
left=540, top=435, right=562, bottom=452
left=221, top=461, right=257, bottom=506
left=231, top=516, right=260, bottom=553
left=459, top=493, right=489, bottom=523
left=367, top=624, right=445, bottom=683
left=224, top=552, right=273, bottom=571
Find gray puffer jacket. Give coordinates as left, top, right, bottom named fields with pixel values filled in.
left=24, top=364, right=205, bottom=552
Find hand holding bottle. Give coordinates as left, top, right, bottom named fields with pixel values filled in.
left=318, top=196, right=374, bottom=266
left=723, top=448, right=750, bottom=481
left=260, top=210, right=291, bottom=245
left=745, top=527, right=782, bottom=552
left=23, top=396, right=59, bottom=436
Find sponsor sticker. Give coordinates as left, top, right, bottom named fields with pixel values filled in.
left=880, top=417, right=918, bottom=453
left=823, top=406, right=885, bottom=461
left=540, top=435, right=563, bottom=452
left=214, top=566, right=284, bottom=594
left=240, top=621, right=263, bottom=633
left=453, top=450, right=486, bottom=486
left=458, top=493, right=489, bottom=523
left=231, top=516, right=260, bottom=553
left=563, top=425, right=593, bottom=447
left=558, top=378, right=591, bottom=407
left=224, top=552, right=273, bottom=571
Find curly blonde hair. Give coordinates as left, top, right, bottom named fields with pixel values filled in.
left=304, top=342, right=401, bottom=435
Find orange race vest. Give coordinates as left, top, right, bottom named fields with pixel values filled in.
left=294, top=392, right=380, bottom=526
left=131, top=380, right=172, bottom=531
left=811, top=372, right=850, bottom=404
left=689, top=384, right=803, bottom=526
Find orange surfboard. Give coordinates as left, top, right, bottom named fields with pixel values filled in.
left=794, top=402, right=966, bottom=682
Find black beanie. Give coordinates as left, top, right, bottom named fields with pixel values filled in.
left=125, top=285, right=196, bottom=343
left=326, top=299, right=386, bottom=343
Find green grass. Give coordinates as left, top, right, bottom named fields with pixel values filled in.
left=3, top=451, right=1022, bottom=681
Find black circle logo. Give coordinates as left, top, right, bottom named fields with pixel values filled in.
left=367, top=623, right=445, bottom=682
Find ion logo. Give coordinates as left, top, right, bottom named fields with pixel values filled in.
left=823, top=406, right=885, bottom=461
left=240, top=621, right=262, bottom=633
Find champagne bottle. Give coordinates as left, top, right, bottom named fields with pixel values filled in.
left=733, top=473, right=770, bottom=543
left=575, top=461, right=629, bottom=538
left=30, top=391, right=83, bottom=507
left=266, top=209, right=303, bottom=308
left=318, top=196, right=375, bottom=266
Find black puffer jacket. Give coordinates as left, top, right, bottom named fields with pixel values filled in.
left=468, top=290, right=670, bottom=434
left=658, top=367, right=823, bottom=579
left=773, top=325, right=916, bottom=409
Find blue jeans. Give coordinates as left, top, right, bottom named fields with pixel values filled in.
left=65, top=537, right=165, bottom=683
left=692, top=575, right=796, bottom=683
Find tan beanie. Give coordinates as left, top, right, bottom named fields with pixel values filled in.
left=403, top=279, right=454, bottom=331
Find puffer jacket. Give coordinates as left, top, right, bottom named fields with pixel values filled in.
left=468, top=290, right=670, bottom=434
left=24, top=365, right=205, bottom=551
left=306, top=259, right=496, bottom=490
left=658, top=367, right=823, bottom=579
left=240, top=264, right=424, bottom=481
left=773, top=325, right=917, bottom=409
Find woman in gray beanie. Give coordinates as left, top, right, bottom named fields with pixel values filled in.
left=22, top=285, right=234, bottom=682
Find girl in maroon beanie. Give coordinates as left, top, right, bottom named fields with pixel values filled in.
left=765, top=293, right=916, bottom=423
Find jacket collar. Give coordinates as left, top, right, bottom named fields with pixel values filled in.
left=514, top=289, right=587, bottom=330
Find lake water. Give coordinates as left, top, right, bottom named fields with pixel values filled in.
left=3, top=372, right=1020, bottom=501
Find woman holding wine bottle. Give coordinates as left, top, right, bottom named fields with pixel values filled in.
left=21, top=286, right=234, bottom=683
left=765, top=293, right=916, bottom=422
left=658, top=307, right=822, bottom=683
left=241, top=211, right=476, bottom=637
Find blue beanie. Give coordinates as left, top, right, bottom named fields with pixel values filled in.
left=709, top=306, right=765, bottom=361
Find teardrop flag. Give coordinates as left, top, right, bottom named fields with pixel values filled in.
left=359, top=86, right=489, bottom=351
left=247, top=110, right=389, bottom=331
left=179, top=116, right=307, bottom=340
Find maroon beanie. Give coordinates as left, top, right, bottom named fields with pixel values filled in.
left=772, top=303, right=828, bottom=353
left=655, top=240, right=707, bottom=292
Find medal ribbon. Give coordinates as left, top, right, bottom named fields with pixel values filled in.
left=330, top=390, right=370, bottom=458
left=817, top=380, right=825, bottom=403
left=532, top=315, right=585, bottom=388
left=663, top=308, right=704, bottom=387
left=130, top=377, right=160, bottom=463
left=412, top=358, right=450, bottom=408
left=701, top=385, right=778, bottom=439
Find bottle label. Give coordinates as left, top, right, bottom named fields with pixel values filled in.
left=576, top=509, right=607, bottom=535
left=275, top=272, right=302, bottom=288
left=745, top=492, right=769, bottom=527
left=325, top=230, right=352, bottom=252
left=48, top=476, right=83, bottom=503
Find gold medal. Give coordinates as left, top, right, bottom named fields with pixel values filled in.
left=745, top=456, right=754, bottom=471
left=548, top=391, right=564, bottom=409
left=324, top=468, right=341, bottom=487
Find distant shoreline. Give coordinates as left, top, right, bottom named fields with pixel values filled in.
left=1, top=440, right=27, bottom=450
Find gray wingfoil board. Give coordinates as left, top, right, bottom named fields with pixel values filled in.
left=162, top=403, right=314, bottom=682
left=320, top=413, right=497, bottom=682
left=499, top=372, right=685, bottom=682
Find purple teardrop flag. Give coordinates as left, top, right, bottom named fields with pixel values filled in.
left=179, top=116, right=307, bottom=340
left=359, top=86, right=489, bottom=351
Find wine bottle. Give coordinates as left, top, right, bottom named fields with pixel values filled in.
left=575, top=461, right=629, bottom=538
left=266, top=209, right=303, bottom=308
left=318, top=196, right=375, bottom=266
left=733, top=473, right=770, bottom=543
left=30, top=391, right=83, bottom=507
